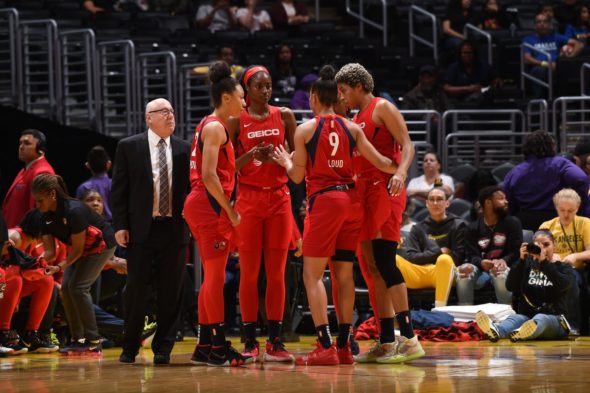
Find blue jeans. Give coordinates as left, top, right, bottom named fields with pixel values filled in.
left=456, top=266, right=512, bottom=305
left=528, top=65, right=549, bottom=99
left=495, top=313, right=568, bottom=340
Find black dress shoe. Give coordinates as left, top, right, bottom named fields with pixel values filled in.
left=119, top=352, right=136, bottom=364
left=153, top=354, right=170, bottom=365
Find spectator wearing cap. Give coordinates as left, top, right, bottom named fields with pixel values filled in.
left=289, top=73, right=318, bottom=110
left=402, top=65, right=449, bottom=113
left=2, top=130, right=55, bottom=228
left=573, top=137, right=590, bottom=182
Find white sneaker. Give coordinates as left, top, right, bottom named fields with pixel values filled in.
left=0, top=345, right=15, bottom=356
left=376, top=336, right=425, bottom=364
left=354, top=341, right=396, bottom=363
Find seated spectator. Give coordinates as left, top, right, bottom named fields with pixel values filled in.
left=82, top=0, right=119, bottom=14
left=539, top=188, right=590, bottom=334
left=564, top=4, right=590, bottom=44
left=237, top=0, right=273, bottom=33
left=401, top=198, right=417, bottom=234
left=443, top=41, right=501, bottom=106
left=402, top=65, right=449, bottom=114
left=290, top=73, right=318, bottom=110
left=478, top=0, right=510, bottom=30
left=150, top=0, right=191, bottom=14
left=458, top=185, right=522, bottom=305
left=193, top=46, right=244, bottom=79
left=270, top=0, right=309, bottom=30
left=522, top=12, right=583, bottom=99
left=442, top=0, right=478, bottom=52
left=407, top=151, right=455, bottom=201
left=555, top=0, right=583, bottom=34
left=475, top=229, right=575, bottom=342
left=504, top=131, right=590, bottom=231
left=271, top=44, right=300, bottom=99
left=76, top=146, right=112, bottom=222
left=573, top=137, right=590, bottom=180
left=398, top=187, right=466, bottom=307
left=196, top=0, right=237, bottom=32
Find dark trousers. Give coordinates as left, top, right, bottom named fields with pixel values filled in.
left=123, top=219, right=186, bottom=356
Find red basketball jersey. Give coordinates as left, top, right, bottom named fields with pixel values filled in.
left=305, top=115, right=356, bottom=196
left=352, top=97, right=401, bottom=179
left=237, top=105, right=288, bottom=188
left=189, top=115, right=236, bottom=197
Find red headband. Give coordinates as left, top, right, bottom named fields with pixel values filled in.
left=243, top=66, right=270, bottom=87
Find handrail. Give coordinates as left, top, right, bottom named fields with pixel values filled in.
left=552, top=96, right=590, bottom=150
left=346, top=0, right=388, bottom=47
left=0, top=8, right=21, bottom=107
left=582, top=63, right=590, bottom=96
left=463, top=23, right=492, bottom=65
left=315, top=0, right=320, bottom=22
left=526, top=99, right=548, bottom=132
left=409, top=6, right=438, bottom=64
left=521, top=43, right=553, bottom=101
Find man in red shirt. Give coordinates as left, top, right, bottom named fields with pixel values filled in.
left=2, top=130, right=54, bottom=228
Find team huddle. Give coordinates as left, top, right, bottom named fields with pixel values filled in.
left=183, top=61, right=425, bottom=366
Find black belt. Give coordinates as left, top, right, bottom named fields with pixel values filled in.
left=310, top=183, right=355, bottom=199
left=152, top=216, right=172, bottom=222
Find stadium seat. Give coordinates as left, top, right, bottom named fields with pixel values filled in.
left=449, top=163, right=478, bottom=184
left=491, top=162, right=515, bottom=183
left=447, top=198, right=472, bottom=220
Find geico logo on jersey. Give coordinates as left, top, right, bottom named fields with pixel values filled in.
left=247, top=129, right=280, bottom=138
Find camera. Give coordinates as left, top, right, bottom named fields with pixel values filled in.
left=526, top=243, right=542, bottom=255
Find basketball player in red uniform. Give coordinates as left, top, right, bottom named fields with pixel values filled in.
left=183, top=61, right=249, bottom=367
left=273, top=65, right=398, bottom=366
left=335, top=63, right=425, bottom=363
left=230, top=65, right=297, bottom=362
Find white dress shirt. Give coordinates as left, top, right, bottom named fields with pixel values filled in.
left=148, top=129, right=173, bottom=217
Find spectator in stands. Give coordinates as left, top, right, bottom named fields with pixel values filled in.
left=442, top=0, right=478, bottom=52
left=270, top=0, right=309, bottom=30
left=475, top=229, right=575, bottom=342
left=150, top=0, right=191, bottom=14
left=76, top=146, right=112, bottom=222
left=2, top=130, right=55, bottom=228
left=402, top=65, right=449, bottom=114
left=196, top=0, right=238, bottom=32
left=443, top=41, right=501, bottom=106
left=407, top=152, right=455, bottom=201
left=193, top=46, right=244, bottom=79
left=290, top=73, right=318, bottom=110
left=458, top=185, right=521, bottom=305
left=271, top=44, right=300, bottom=99
left=555, top=0, right=583, bottom=34
left=82, top=0, right=119, bottom=14
left=401, top=197, right=417, bottom=234
left=504, top=131, right=590, bottom=231
left=573, top=137, right=590, bottom=179
left=522, top=12, right=583, bottom=99
left=477, top=0, right=510, bottom=30
left=564, top=4, right=590, bottom=44
left=237, top=0, right=273, bottom=33
left=398, top=187, right=466, bottom=307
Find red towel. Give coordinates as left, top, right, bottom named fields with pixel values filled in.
left=415, top=322, right=485, bottom=342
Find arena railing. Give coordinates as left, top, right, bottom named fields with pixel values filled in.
left=19, top=19, right=60, bottom=121
left=442, top=131, right=528, bottom=173
left=97, top=40, right=137, bottom=137
left=582, top=63, right=590, bottom=96
left=552, top=96, right=590, bottom=152
left=441, top=109, right=525, bottom=171
left=0, top=8, right=21, bottom=108
left=409, top=6, right=438, bottom=65
left=521, top=43, right=553, bottom=101
left=136, top=51, right=177, bottom=132
left=463, top=23, right=492, bottom=65
left=178, top=63, right=211, bottom=140
left=59, top=29, right=97, bottom=131
left=346, top=0, right=389, bottom=47
left=526, top=99, right=548, bottom=133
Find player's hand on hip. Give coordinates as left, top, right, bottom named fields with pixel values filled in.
left=387, top=174, right=405, bottom=196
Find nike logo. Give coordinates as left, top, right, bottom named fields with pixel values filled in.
left=373, top=181, right=382, bottom=186
left=46, top=221, right=53, bottom=225
left=244, top=123, right=253, bottom=127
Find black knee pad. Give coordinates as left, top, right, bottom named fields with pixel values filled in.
left=332, top=249, right=356, bottom=262
left=372, top=239, right=404, bottom=288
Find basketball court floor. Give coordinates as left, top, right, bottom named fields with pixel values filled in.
left=2, top=337, right=589, bottom=392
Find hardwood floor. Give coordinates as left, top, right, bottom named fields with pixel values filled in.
left=2, top=337, right=589, bottom=392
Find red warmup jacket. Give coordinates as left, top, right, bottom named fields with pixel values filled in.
left=2, top=156, right=55, bottom=228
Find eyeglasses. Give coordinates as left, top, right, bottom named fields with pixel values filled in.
left=149, top=108, right=175, bottom=117
left=427, top=197, right=446, bottom=204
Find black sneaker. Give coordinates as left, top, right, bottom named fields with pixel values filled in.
left=207, top=341, right=251, bottom=367
left=0, top=330, right=28, bottom=355
left=21, top=331, right=59, bottom=353
left=59, top=340, right=87, bottom=355
left=190, top=344, right=211, bottom=366
left=350, top=336, right=360, bottom=356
